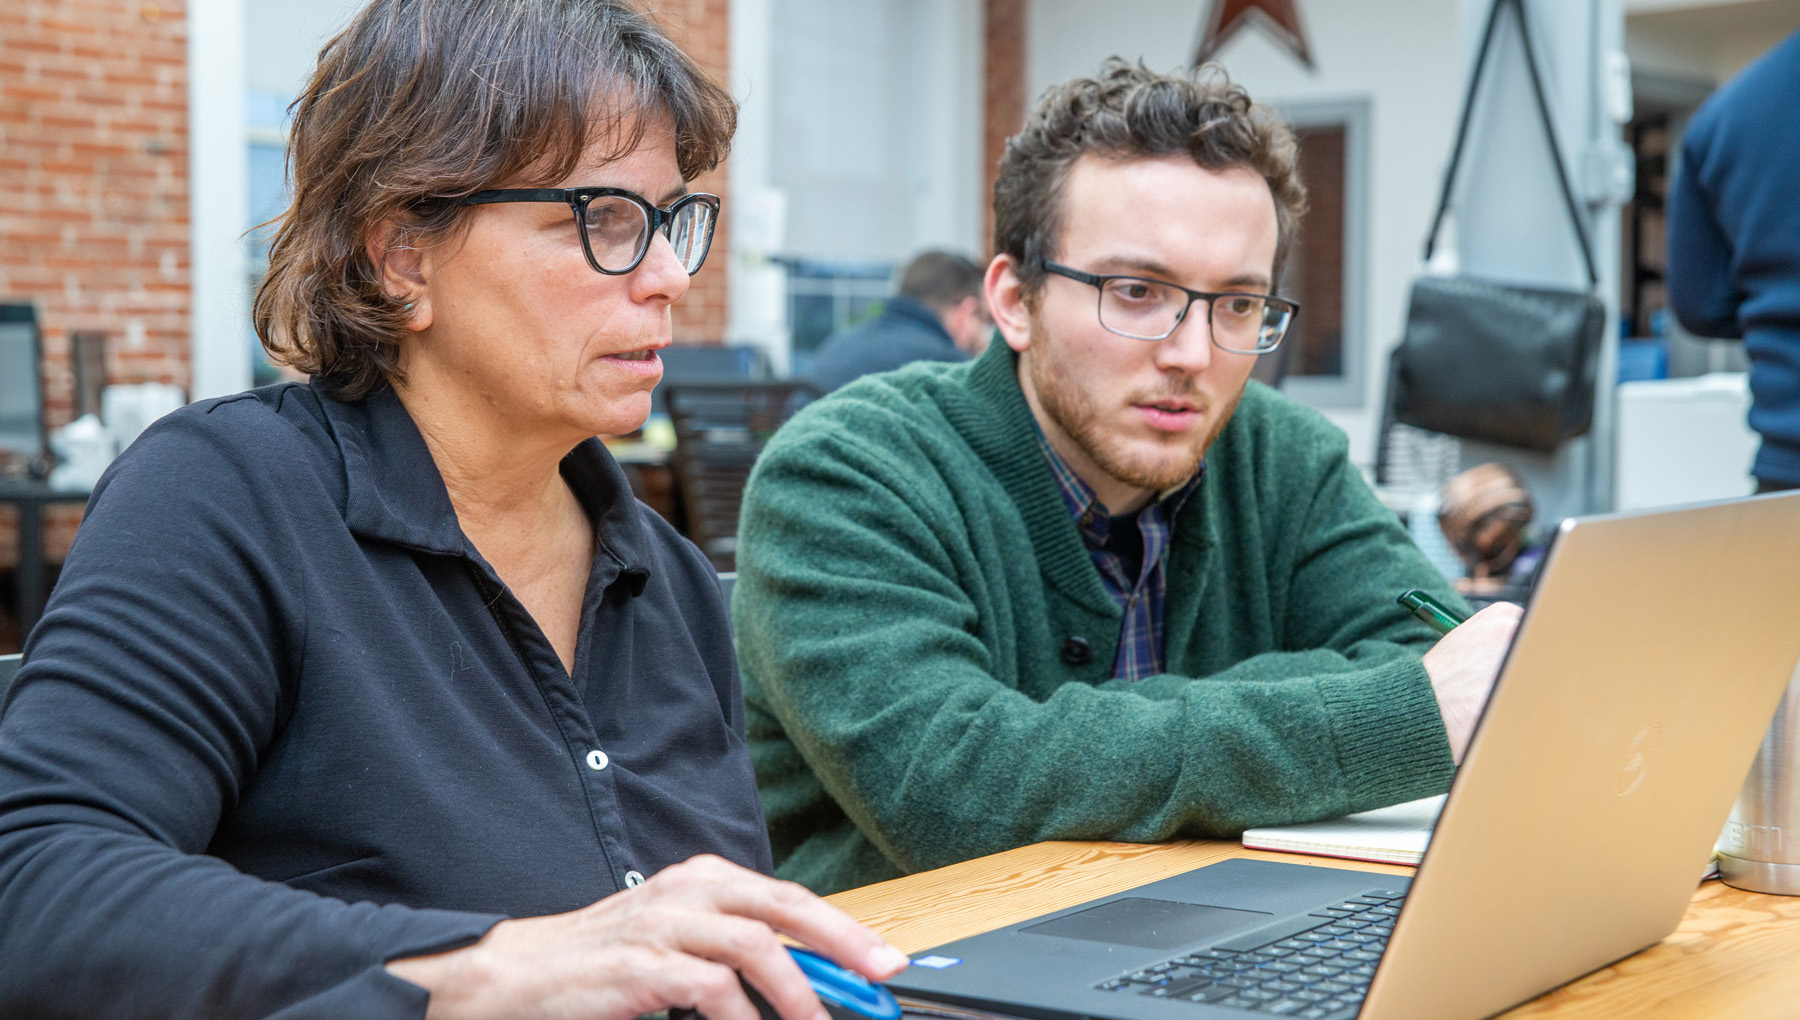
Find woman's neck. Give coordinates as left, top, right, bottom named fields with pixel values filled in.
left=392, top=375, right=597, bottom=677
left=391, top=375, right=585, bottom=542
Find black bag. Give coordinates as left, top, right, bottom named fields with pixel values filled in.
left=1391, top=0, right=1605, bottom=454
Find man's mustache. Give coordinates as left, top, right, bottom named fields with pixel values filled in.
left=1127, top=377, right=1207, bottom=409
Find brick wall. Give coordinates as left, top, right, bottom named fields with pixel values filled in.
left=0, top=0, right=191, bottom=595
left=653, top=0, right=731, bottom=345
left=983, top=0, right=1027, bottom=259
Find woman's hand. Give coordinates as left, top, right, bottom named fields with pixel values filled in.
left=388, top=854, right=910, bottom=1020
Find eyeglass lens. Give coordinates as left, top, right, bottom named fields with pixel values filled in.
left=580, top=195, right=715, bottom=274
left=665, top=199, right=715, bottom=274
left=1098, top=278, right=1291, bottom=351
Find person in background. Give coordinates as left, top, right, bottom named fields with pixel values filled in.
left=1667, top=28, right=1800, bottom=494
left=805, top=250, right=992, bottom=393
left=0, top=2, right=905, bottom=1018
left=732, top=60, right=1518, bottom=896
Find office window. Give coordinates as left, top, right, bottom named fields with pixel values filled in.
left=1284, top=123, right=1345, bottom=377
left=1277, top=100, right=1368, bottom=408
left=780, top=258, right=895, bottom=377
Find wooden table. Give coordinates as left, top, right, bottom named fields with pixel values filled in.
left=827, top=840, right=1800, bottom=1019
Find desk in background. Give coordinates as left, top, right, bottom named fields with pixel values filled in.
left=0, top=479, right=90, bottom=647
left=829, top=840, right=1800, bottom=1019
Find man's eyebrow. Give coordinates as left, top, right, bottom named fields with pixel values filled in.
left=1088, top=255, right=1178, bottom=280
left=1221, top=272, right=1273, bottom=291
left=656, top=184, right=691, bottom=206
left=1088, top=256, right=1273, bottom=292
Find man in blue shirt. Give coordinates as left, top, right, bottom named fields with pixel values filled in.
left=805, top=250, right=991, bottom=393
left=1667, top=29, right=1800, bottom=493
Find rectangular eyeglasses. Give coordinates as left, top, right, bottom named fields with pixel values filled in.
left=1042, top=259, right=1299, bottom=353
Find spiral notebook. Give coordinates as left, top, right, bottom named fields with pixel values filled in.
left=1241, top=795, right=1444, bottom=865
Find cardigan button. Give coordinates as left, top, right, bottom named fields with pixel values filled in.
left=1060, top=636, right=1094, bottom=666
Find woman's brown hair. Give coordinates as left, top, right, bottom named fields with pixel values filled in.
left=253, top=0, right=737, bottom=400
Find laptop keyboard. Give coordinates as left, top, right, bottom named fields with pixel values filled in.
left=1092, top=887, right=1409, bottom=1019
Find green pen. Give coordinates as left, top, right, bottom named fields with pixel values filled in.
left=1397, top=588, right=1468, bottom=636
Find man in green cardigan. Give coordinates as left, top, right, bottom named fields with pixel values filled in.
left=732, top=60, right=1521, bottom=896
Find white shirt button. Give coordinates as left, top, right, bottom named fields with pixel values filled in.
left=624, top=870, right=646, bottom=888
left=585, top=749, right=609, bottom=771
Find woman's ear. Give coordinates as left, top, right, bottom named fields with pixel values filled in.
left=984, top=254, right=1034, bottom=355
left=367, top=221, right=432, bottom=331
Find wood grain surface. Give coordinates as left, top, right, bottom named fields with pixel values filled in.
left=827, top=841, right=1800, bottom=1019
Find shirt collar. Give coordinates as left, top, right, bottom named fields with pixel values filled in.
left=316, top=381, right=651, bottom=582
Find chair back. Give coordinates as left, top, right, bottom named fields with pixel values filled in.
left=664, top=381, right=819, bottom=571
left=0, top=653, right=22, bottom=706
left=1, top=304, right=45, bottom=468
left=653, top=344, right=770, bottom=415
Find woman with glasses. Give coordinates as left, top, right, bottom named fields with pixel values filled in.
left=0, top=2, right=906, bottom=1018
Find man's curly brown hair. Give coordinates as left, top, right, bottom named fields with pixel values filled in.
left=993, top=58, right=1306, bottom=300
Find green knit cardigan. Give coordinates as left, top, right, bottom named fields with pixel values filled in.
left=732, top=340, right=1463, bottom=894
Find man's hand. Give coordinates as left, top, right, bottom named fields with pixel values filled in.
left=1422, top=602, right=1523, bottom=764
left=386, top=854, right=911, bottom=1020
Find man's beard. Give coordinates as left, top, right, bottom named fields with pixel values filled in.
left=1027, top=312, right=1243, bottom=499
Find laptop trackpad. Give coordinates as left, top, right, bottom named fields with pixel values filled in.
left=1021, top=898, right=1273, bottom=950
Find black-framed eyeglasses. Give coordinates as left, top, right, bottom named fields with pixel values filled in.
left=1041, top=259, right=1299, bottom=354
left=461, top=188, right=720, bottom=276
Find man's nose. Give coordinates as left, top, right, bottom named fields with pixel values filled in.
left=1154, top=304, right=1216, bottom=373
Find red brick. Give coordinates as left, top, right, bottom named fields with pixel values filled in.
left=38, top=64, right=97, bottom=83
left=101, top=71, right=158, bottom=88
left=39, top=113, right=96, bottom=131
left=7, top=39, right=65, bottom=56
left=4, top=84, right=67, bottom=103
left=68, top=142, right=135, bottom=158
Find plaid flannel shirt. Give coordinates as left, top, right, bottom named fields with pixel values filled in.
left=1033, top=427, right=1202, bottom=681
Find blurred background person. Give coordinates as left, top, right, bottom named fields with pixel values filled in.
left=806, top=250, right=991, bottom=393
left=1667, top=28, right=1800, bottom=495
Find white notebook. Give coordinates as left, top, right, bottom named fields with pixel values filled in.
left=1244, top=795, right=1723, bottom=880
left=1241, top=795, right=1444, bottom=865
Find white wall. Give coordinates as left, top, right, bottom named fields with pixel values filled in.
left=760, top=0, right=983, bottom=261
left=1027, top=0, right=1466, bottom=467
left=244, top=0, right=364, bottom=97
left=727, top=0, right=984, bottom=366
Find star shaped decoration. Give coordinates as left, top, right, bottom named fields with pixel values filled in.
left=1193, top=0, right=1315, bottom=70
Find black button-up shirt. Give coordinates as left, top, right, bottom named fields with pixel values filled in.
left=0, top=382, right=771, bottom=1020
